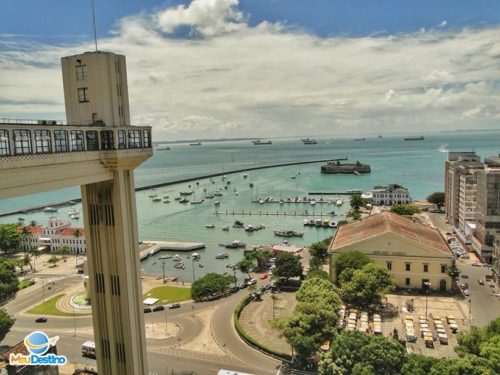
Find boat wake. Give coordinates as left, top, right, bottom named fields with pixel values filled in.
left=438, top=144, right=449, bottom=153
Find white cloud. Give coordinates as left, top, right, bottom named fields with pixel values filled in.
left=1, top=1, right=500, bottom=139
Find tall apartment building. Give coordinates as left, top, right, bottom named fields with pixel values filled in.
left=457, top=162, right=484, bottom=241
left=444, top=152, right=481, bottom=228
left=472, top=155, right=500, bottom=264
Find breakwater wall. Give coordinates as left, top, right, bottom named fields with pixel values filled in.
left=0, top=157, right=347, bottom=217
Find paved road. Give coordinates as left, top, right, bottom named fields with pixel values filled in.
left=2, top=277, right=282, bottom=375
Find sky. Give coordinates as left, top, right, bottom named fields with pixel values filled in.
left=1, top=0, right=500, bottom=140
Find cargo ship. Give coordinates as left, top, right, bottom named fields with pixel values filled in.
left=301, top=138, right=317, bottom=144
left=404, top=136, right=424, bottom=141
left=252, top=140, right=272, bottom=145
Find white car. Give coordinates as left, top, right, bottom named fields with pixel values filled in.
left=247, top=279, right=257, bottom=286
left=463, top=289, right=470, bottom=296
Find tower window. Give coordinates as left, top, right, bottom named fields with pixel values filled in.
left=78, top=87, right=89, bottom=103
left=0, top=130, right=9, bottom=156
left=13, top=129, right=32, bottom=155
left=35, top=130, right=51, bottom=153
left=76, top=65, right=87, bottom=80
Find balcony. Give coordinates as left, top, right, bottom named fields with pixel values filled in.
left=0, top=119, right=153, bottom=199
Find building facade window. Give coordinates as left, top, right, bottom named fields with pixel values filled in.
left=405, top=278, right=410, bottom=286
left=386, top=261, right=392, bottom=271
left=143, top=130, right=151, bottom=148
left=76, top=65, right=87, bottom=80
left=13, top=129, right=32, bottom=155
left=100, top=130, right=114, bottom=150
left=86, top=131, right=99, bottom=150
left=70, top=130, right=85, bottom=151
left=118, top=130, right=126, bottom=149
left=423, top=264, right=429, bottom=273
left=34, top=130, right=51, bottom=153
left=78, top=87, right=89, bottom=103
left=54, top=130, right=69, bottom=152
left=0, top=130, right=10, bottom=156
left=405, top=263, right=411, bottom=272
left=128, top=130, right=142, bottom=148
left=441, top=265, right=447, bottom=273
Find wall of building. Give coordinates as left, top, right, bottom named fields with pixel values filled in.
left=330, top=232, right=453, bottom=291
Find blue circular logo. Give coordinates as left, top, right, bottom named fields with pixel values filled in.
left=24, top=331, right=50, bottom=355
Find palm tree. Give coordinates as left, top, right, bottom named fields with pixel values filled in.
left=0, top=224, right=23, bottom=255
left=29, top=247, right=39, bottom=273
left=349, top=194, right=364, bottom=210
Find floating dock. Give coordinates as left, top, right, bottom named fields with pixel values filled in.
left=139, top=241, right=206, bottom=260
left=214, top=210, right=335, bottom=217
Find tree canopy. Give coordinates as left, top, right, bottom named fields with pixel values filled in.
left=333, top=250, right=372, bottom=283
left=350, top=194, right=364, bottom=210
left=0, top=258, right=19, bottom=301
left=340, top=263, right=395, bottom=310
left=0, top=309, right=14, bottom=342
left=309, top=241, right=329, bottom=263
left=0, top=224, right=23, bottom=255
left=191, top=273, right=235, bottom=301
left=237, top=257, right=254, bottom=279
left=390, top=204, right=421, bottom=216
left=427, top=192, right=445, bottom=209
left=273, top=252, right=303, bottom=281
left=296, top=277, right=341, bottom=308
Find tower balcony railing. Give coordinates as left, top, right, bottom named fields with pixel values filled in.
left=0, top=120, right=152, bottom=162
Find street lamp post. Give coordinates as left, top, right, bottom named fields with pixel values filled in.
left=41, top=278, right=45, bottom=301
left=163, top=299, right=168, bottom=334
left=424, top=281, right=431, bottom=317
left=162, top=261, right=166, bottom=284
left=72, top=302, right=77, bottom=337
left=191, top=257, right=196, bottom=283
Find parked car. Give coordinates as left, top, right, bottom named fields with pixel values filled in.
left=460, top=283, right=468, bottom=290
left=35, top=317, right=47, bottom=323
left=259, top=273, right=268, bottom=280
left=230, top=286, right=240, bottom=293
left=247, top=279, right=257, bottom=286
left=461, top=274, right=469, bottom=279
left=472, top=262, right=482, bottom=267
left=463, top=289, right=470, bottom=296
left=239, top=283, right=248, bottom=289
left=168, top=303, right=181, bottom=309
left=143, top=307, right=152, bottom=313
left=207, top=293, right=221, bottom=301
left=460, top=254, right=470, bottom=259
left=153, top=305, right=165, bottom=312
left=478, top=279, right=485, bottom=285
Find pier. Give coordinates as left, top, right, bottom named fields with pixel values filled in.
left=139, top=241, right=206, bottom=260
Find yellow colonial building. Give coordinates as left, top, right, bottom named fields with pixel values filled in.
left=330, top=212, right=454, bottom=291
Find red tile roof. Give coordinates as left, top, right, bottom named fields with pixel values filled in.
left=331, top=212, right=451, bottom=255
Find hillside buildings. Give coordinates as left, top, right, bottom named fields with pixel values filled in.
left=372, top=184, right=412, bottom=206
left=329, top=212, right=453, bottom=291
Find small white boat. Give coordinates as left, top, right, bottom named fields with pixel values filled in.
left=148, top=192, right=158, bottom=198
left=310, top=200, right=316, bottom=205
left=214, top=201, right=221, bottom=206
left=70, top=213, right=80, bottom=220
left=152, top=197, right=162, bottom=202
left=336, top=199, right=343, bottom=206
left=242, top=174, right=248, bottom=178
left=190, top=200, right=203, bottom=204
left=222, top=226, right=229, bottom=231
left=163, top=199, right=170, bottom=203
left=43, top=206, right=58, bottom=213
left=206, top=224, right=215, bottom=228
left=159, top=255, right=172, bottom=260
left=68, top=208, right=79, bottom=216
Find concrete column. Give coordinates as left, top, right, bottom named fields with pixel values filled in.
left=81, top=169, right=147, bottom=375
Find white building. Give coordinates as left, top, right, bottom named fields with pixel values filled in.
left=19, top=218, right=85, bottom=254
left=372, top=184, right=412, bottom=206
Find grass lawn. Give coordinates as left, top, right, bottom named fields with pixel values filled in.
left=19, top=279, right=35, bottom=289
left=27, top=294, right=90, bottom=316
left=143, top=286, right=192, bottom=304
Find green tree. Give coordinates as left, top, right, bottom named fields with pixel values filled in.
left=359, top=335, right=406, bottom=375
left=447, top=259, right=460, bottom=279
left=333, top=250, right=372, bottom=283
left=0, top=224, right=23, bottom=255
left=0, top=309, right=14, bottom=342
left=58, top=245, right=70, bottom=260
left=480, top=336, right=500, bottom=374
left=309, top=241, right=329, bottom=263
left=307, top=269, right=329, bottom=280
left=309, top=256, right=323, bottom=271
left=350, top=194, right=364, bottom=210
left=190, top=273, right=234, bottom=301
left=296, top=277, right=341, bottom=309
left=273, top=252, right=303, bottom=282
left=237, top=257, right=254, bottom=279
left=341, top=263, right=395, bottom=310
left=400, top=354, right=438, bottom=375
left=0, top=259, right=19, bottom=300
left=429, top=356, right=495, bottom=375
left=390, top=204, right=421, bottom=216
left=352, top=363, right=375, bottom=375
left=48, top=255, right=59, bottom=268
left=277, top=301, right=338, bottom=366
left=427, top=192, right=445, bottom=209
left=347, top=210, right=362, bottom=220
left=319, top=331, right=370, bottom=375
